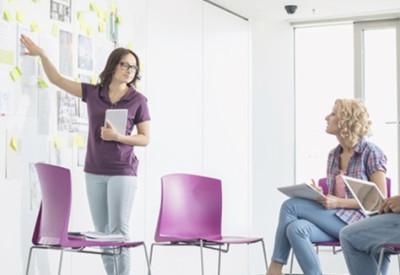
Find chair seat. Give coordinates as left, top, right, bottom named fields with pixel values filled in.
left=204, top=236, right=264, bottom=245
left=64, top=235, right=146, bottom=249
left=382, top=243, right=400, bottom=251
left=314, top=241, right=340, bottom=246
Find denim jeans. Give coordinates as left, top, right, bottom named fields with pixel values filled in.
left=271, top=198, right=347, bottom=275
left=340, top=213, right=400, bottom=275
left=85, top=173, right=138, bottom=275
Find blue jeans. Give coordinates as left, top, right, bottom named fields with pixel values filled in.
left=271, top=198, right=347, bottom=275
left=340, top=213, right=400, bottom=275
left=85, top=173, right=138, bottom=275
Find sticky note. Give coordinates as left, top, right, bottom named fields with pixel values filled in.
left=111, top=2, right=117, bottom=14
left=89, top=2, right=96, bottom=11
left=127, top=41, right=134, bottom=51
left=16, top=10, right=24, bottom=23
left=30, top=21, right=40, bottom=32
left=10, top=137, right=18, bottom=151
left=32, top=0, right=40, bottom=3
left=52, top=24, right=59, bottom=37
left=0, top=49, right=14, bottom=65
left=116, top=15, right=123, bottom=24
left=3, top=10, right=13, bottom=21
left=77, top=11, right=85, bottom=21
left=9, top=0, right=16, bottom=3
left=79, top=20, right=87, bottom=31
left=75, top=77, right=81, bottom=83
left=97, top=7, right=104, bottom=19
left=90, top=75, right=97, bottom=84
left=54, top=136, right=62, bottom=149
left=73, top=135, right=85, bottom=148
left=38, top=77, right=49, bottom=88
left=98, top=21, right=105, bottom=33
left=86, top=25, right=94, bottom=36
left=10, top=66, right=22, bottom=82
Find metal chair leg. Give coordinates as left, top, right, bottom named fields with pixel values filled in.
left=261, top=240, right=269, bottom=271
left=25, top=247, right=34, bottom=275
left=289, top=251, right=294, bottom=275
left=142, top=244, right=152, bottom=275
left=200, top=240, right=205, bottom=275
left=113, top=247, right=120, bottom=275
left=58, top=250, right=64, bottom=275
left=376, top=248, right=386, bottom=275
left=217, top=244, right=222, bottom=275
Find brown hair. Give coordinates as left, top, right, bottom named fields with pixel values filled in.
left=99, top=48, right=141, bottom=88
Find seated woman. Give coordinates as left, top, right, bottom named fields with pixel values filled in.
left=340, top=195, right=400, bottom=275
left=266, top=98, right=388, bottom=275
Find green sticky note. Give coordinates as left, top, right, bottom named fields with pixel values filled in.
left=116, top=15, right=123, bottom=24
left=30, top=21, right=40, bottom=32
left=38, top=78, right=49, bottom=88
left=89, top=2, right=96, bottom=11
left=3, top=10, right=13, bottom=21
left=0, top=49, right=14, bottom=65
left=10, top=67, right=22, bottom=82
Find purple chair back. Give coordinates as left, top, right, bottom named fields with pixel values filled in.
left=154, top=173, right=222, bottom=242
left=33, top=163, right=72, bottom=246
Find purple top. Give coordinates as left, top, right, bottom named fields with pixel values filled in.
left=81, top=83, right=150, bottom=176
left=326, top=137, right=387, bottom=224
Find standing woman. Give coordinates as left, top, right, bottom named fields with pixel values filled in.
left=266, top=98, right=387, bottom=275
left=21, top=34, right=150, bottom=275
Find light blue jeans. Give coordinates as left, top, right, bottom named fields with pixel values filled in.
left=340, top=213, right=400, bottom=275
left=271, top=198, right=347, bottom=275
left=85, top=173, right=138, bottom=275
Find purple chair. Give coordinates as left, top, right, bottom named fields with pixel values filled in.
left=289, top=177, right=392, bottom=275
left=376, top=243, right=400, bottom=275
left=25, top=163, right=152, bottom=275
left=149, top=173, right=268, bottom=275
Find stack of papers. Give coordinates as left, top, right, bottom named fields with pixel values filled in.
left=69, top=231, right=126, bottom=242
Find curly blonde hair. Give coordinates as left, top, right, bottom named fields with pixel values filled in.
left=335, top=98, right=371, bottom=148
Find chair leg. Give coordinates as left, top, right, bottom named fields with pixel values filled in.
left=398, top=254, right=400, bottom=275
left=261, top=240, right=269, bottom=271
left=141, top=244, right=152, bottom=275
left=289, top=251, right=294, bottom=275
left=113, top=247, right=120, bottom=275
left=376, top=248, right=386, bottom=275
left=25, top=247, right=34, bottom=275
left=58, top=250, right=64, bottom=275
left=217, top=244, right=222, bottom=275
left=200, top=239, right=205, bottom=275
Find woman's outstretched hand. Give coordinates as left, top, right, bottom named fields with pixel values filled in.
left=20, top=34, right=44, bottom=57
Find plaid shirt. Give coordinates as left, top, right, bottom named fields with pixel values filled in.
left=326, top=137, right=387, bottom=224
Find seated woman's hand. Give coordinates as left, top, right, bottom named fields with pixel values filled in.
left=315, top=195, right=339, bottom=209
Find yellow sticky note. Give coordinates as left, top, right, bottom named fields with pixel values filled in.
left=77, top=11, right=85, bottom=21
left=30, top=21, right=40, bottom=32
left=116, top=15, right=123, bottom=24
left=0, top=49, right=14, bottom=65
left=127, top=41, right=134, bottom=51
left=79, top=20, right=87, bottom=31
left=75, top=77, right=81, bottom=83
left=9, top=0, right=16, bottom=3
left=111, top=2, right=117, bottom=14
left=86, top=25, right=94, bottom=36
left=16, top=10, right=24, bottom=23
left=10, top=137, right=18, bottom=152
left=52, top=24, right=59, bottom=37
left=97, top=7, right=104, bottom=19
left=38, top=77, right=49, bottom=88
left=98, top=21, right=105, bottom=33
left=10, top=66, right=22, bottom=82
left=3, top=10, right=13, bottom=21
left=73, top=135, right=85, bottom=148
left=90, top=75, right=97, bottom=84
left=32, top=0, right=40, bottom=3
left=89, top=2, right=96, bottom=11
left=54, top=136, right=62, bottom=149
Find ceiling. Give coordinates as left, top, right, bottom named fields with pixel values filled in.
left=209, top=0, right=400, bottom=22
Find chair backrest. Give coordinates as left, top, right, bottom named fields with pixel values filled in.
left=319, top=177, right=391, bottom=197
left=154, top=173, right=222, bottom=242
left=32, top=163, right=72, bottom=246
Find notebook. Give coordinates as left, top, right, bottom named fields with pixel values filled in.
left=277, top=183, right=325, bottom=200
left=105, top=109, right=128, bottom=135
left=341, top=175, right=385, bottom=216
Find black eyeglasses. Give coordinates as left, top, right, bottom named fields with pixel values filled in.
left=119, top=62, right=138, bottom=71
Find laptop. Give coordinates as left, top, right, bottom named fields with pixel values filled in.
left=341, top=175, right=385, bottom=216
